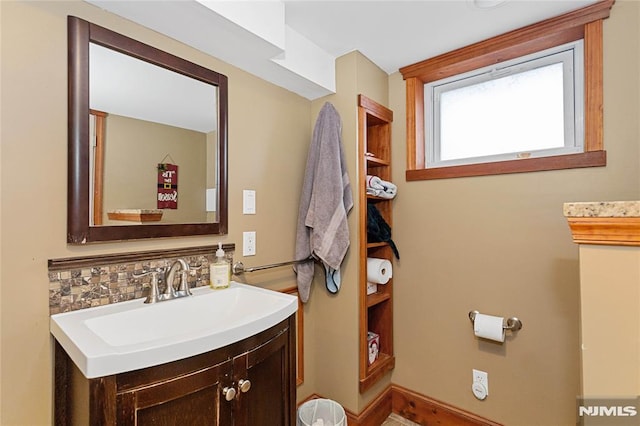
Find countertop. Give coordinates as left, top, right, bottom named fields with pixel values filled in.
left=563, top=201, right=640, bottom=218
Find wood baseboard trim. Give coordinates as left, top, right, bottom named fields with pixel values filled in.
left=297, top=393, right=323, bottom=405
left=300, top=384, right=501, bottom=426
left=347, top=387, right=393, bottom=426
left=391, top=384, right=504, bottom=426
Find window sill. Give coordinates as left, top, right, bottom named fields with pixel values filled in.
left=406, top=150, right=606, bottom=181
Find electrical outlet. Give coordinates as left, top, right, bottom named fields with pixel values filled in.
left=473, top=369, right=488, bottom=395
left=243, top=231, right=256, bottom=256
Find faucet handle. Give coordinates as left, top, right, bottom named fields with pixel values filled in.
left=144, top=271, right=162, bottom=304
left=133, top=268, right=165, bottom=303
left=132, top=267, right=162, bottom=279
left=134, top=267, right=166, bottom=276
left=189, top=263, right=203, bottom=275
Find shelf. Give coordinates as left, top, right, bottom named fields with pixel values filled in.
left=368, top=352, right=394, bottom=372
left=367, top=241, right=387, bottom=249
left=358, top=94, right=394, bottom=394
left=365, top=155, right=390, bottom=166
left=359, top=353, right=395, bottom=394
left=107, top=209, right=163, bottom=222
left=367, top=291, right=391, bottom=308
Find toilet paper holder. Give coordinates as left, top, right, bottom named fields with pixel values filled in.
left=468, top=310, right=522, bottom=332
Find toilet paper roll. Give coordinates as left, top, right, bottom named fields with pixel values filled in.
left=367, top=258, right=392, bottom=284
left=473, top=313, right=505, bottom=342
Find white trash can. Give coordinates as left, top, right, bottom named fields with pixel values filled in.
left=297, top=398, right=346, bottom=426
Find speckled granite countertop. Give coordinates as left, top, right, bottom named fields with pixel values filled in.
left=563, top=201, right=640, bottom=218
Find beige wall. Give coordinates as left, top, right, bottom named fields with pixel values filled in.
left=1, top=1, right=311, bottom=424
left=2, top=0, right=639, bottom=425
left=388, top=1, right=640, bottom=425
left=236, top=51, right=391, bottom=414
left=103, top=114, right=207, bottom=224
left=304, top=51, right=390, bottom=414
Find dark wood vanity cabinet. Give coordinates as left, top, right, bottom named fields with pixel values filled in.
left=115, top=357, right=232, bottom=425
left=231, top=327, right=293, bottom=426
left=54, top=316, right=296, bottom=426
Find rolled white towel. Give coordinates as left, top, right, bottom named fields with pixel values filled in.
left=366, top=175, right=385, bottom=190
left=379, top=179, right=397, bottom=196
left=375, top=189, right=395, bottom=199
left=367, top=175, right=397, bottom=198
left=366, top=187, right=383, bottom=197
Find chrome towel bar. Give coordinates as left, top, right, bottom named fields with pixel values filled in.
left=468, top=310, right=523, bottom=331
left=232, top=256, right=314, bottom=275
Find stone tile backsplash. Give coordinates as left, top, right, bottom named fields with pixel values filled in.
left=48, top=250, right=233, bottom=315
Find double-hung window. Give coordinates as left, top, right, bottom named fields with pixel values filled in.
left=401, top=0, right=613, bottom=180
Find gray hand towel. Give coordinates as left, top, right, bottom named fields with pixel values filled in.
left=295, top=102, right=353, bottom=303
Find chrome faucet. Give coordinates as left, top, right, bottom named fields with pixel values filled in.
left=166, top=258, right=191, bottom=298
left=134, top=259, right=193, bottom=304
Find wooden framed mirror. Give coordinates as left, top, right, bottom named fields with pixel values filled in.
left=68, top=16, right=228, bottom=244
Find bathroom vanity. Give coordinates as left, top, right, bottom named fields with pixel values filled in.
left=54, top=317, right=295, bottom=425
left=51, top=283, right=297, bottom=425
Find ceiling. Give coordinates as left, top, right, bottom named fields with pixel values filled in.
left=87, top=0, right=599, bottom=100
left=284, top=0, right=599, bottom=75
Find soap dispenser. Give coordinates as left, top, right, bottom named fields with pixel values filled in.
left=210, top=242, right=230, bottom=289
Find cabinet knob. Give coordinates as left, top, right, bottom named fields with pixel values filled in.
left=222, top=386, right=236, bottom=401
left=238, top=379, right=252, bottom=393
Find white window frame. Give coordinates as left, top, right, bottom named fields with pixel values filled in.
left=424, top=40, right=584, bottom=169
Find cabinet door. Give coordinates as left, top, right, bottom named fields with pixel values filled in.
left=116, top=359, right=233, bottom=425
left=232, top=329, right=294, bottom=426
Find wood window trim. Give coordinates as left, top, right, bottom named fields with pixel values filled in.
left=90, top=109, right=107, bottom=225
left=400, top=0, right=614, bottom=181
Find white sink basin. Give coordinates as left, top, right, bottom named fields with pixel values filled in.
left=50, top=282, right=297, bottom=378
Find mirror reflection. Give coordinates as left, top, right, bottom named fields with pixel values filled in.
left=89, top=43, right=218, bottom=226
left=67, top=16, right=228, bottom=244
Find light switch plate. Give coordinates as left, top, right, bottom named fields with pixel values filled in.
left=243, top=190, right=256, bottom=214
left=205, top=188, right=217, bottom=212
